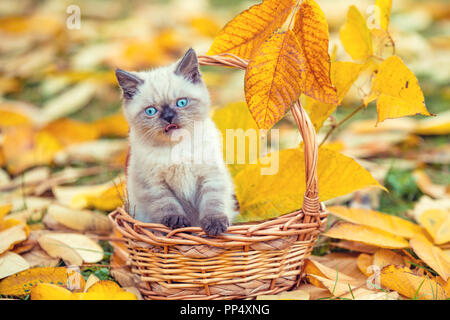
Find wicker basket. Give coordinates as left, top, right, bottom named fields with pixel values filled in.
left=109, top=54, right=329, bottom=300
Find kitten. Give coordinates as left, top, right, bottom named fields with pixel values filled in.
left=115, top=48, right=238, bottom=235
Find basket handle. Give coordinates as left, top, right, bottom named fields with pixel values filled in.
left=198, top=54, right=320, bottom=218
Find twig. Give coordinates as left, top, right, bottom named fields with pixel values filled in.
left=319, top=104, right=365, bottom=147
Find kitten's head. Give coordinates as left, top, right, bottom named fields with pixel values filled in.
left=115, top=48, right=210, bottom=146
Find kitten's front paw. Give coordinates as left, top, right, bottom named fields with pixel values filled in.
left=200, top=214, right=229, bottom=236
left=161, top=214, right=191, bottom=229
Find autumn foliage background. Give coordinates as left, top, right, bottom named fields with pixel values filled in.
left=0, top=0, right=448, bottom=300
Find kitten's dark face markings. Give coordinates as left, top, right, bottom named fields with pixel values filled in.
left=115, top=48, right=206, bottom=144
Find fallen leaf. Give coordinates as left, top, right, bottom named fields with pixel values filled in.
left=413, top=170, right=448, bottom=199
left=94, top=112, right=129, bottom=137
left=380, top=265, right=446, bottom=300
left=84, top=274, right=100, bottom=292
left=356, top=253, right=374, bottom=277
left=328, top=206, right=424, bottom=239
left=372, top=249, right=405, bottom=269
left=0, top=267, right=85, bottom=296
left=418, top=209, right=450, bottom=245
left=410, top=236, right=450, bottom=281
left=324, top=222, right=409, bottom=249
left=0, top=224, right=28, bottom=254
left=37, top=234, right=83, bottom=266
left=73, top=280, right=137, bottom=300
left=30, top=283, right=73, bottom=300
left=21, top=249, right=60, bottom=268
left=38, top=233, right=104, bottom=265
left=40, top=118, right=100, bottom=146
left=331, top=240, right=378, bottom=254
left=0, top=251, right=30, bottom=279
left=46, top=204, right=112, bottom=234
left=207, top=0, right=295, bottom=59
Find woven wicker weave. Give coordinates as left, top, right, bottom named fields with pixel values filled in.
left=109, top=54, right=328, bottom=300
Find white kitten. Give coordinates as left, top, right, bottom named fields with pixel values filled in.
left=115, top=49, right=238, bottom=235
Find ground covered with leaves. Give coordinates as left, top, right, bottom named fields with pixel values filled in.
left=0, top=0, right=448, bottom=300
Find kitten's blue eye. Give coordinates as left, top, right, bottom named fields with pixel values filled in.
left=144, top=107, right=157, bottom=116
left=176, top=98, right=188, bottom=108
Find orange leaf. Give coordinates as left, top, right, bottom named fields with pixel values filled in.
left=245, top=31, right=304, bottom=129
left=207, top=0, right=295, bottom=59
left=293, top=0, right=337, bottom=104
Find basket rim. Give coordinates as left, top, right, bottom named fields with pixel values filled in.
left=109, top=205, right=328, bottom=248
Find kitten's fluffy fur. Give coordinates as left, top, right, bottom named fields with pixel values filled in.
left=116, top=49, right=238, bottom=235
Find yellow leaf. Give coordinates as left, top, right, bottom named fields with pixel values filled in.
left=234, top=147, right=384, bottom=221
left=332, top=61, right=368, bottom=104
left=303, top=61, right=368, bottom=131
left=244, top=30, right=304, bottom=129
left=365, top=56, right=431, bottom=124
left=356, top=253, right=374, bottom=277
left=53, top=178, right=125, bottom=211
left=324, top=222, right=409, bottom=249
left=292, top=0, right=337, bottom=104
left=375, top=0, right=392, bottom=31
left=189, top=16, right=220, bottom=38
left=0, top=267, right=85, bottom=296
left=84, top=274, right=100, bottom=292
left=94, top=112, right=129, bottom=137
left=0, top=252, right=30, bottom=279
left=415, top=110, right=450, bottom=135
left=373, top=249, right=405, bottom=269
left=0, top=204, right=12, bottom=220
left=380, top=265, right=446, bottom=300
left=0, top=110, right=31, bottom=128
left=328, top=206, right=424, bottom=239
left=304, top=259, right=360, bottom=286
left=410, top=236, right=450, bottom=281
left=37, top=234, right=83, bottom=266
left=2, top=127, right=62, bottom=174
left=207, top=0, right=295, bottom=59
left=47, top=204, right=112, bottom=235
left=419, top=209, right=450, bottom=245
left=212, top=101, right=260, bottom=176
left=30, top=283, right=73, bottom=300
left=40, top=119, right=100, bottom=146
left=30, top=281, right=137, bottom=300
left=339, top=6, right=373, bottom=61
left=74, top=280, right=137, bottom=300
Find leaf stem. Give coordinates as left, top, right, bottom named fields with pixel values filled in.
left=319, top=103, right=365, bottom=147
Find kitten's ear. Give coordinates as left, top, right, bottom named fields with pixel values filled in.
left=115, top=68, right=144, bottom=100
left=174, top=48, right=201, bottom=83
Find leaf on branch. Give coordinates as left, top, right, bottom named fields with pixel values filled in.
left=375, top=0, right=392, bottom=31
left=207, top=0, right=295, bottom=59
left=245, top=30, right=304, bottom=129
left=304, top=61, right=368, bottom=131
left=339, top=6, right=373, bottom=61
left=364, top=56, right=431, bottom=124
left=293, top=0, right=337, bottom=104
